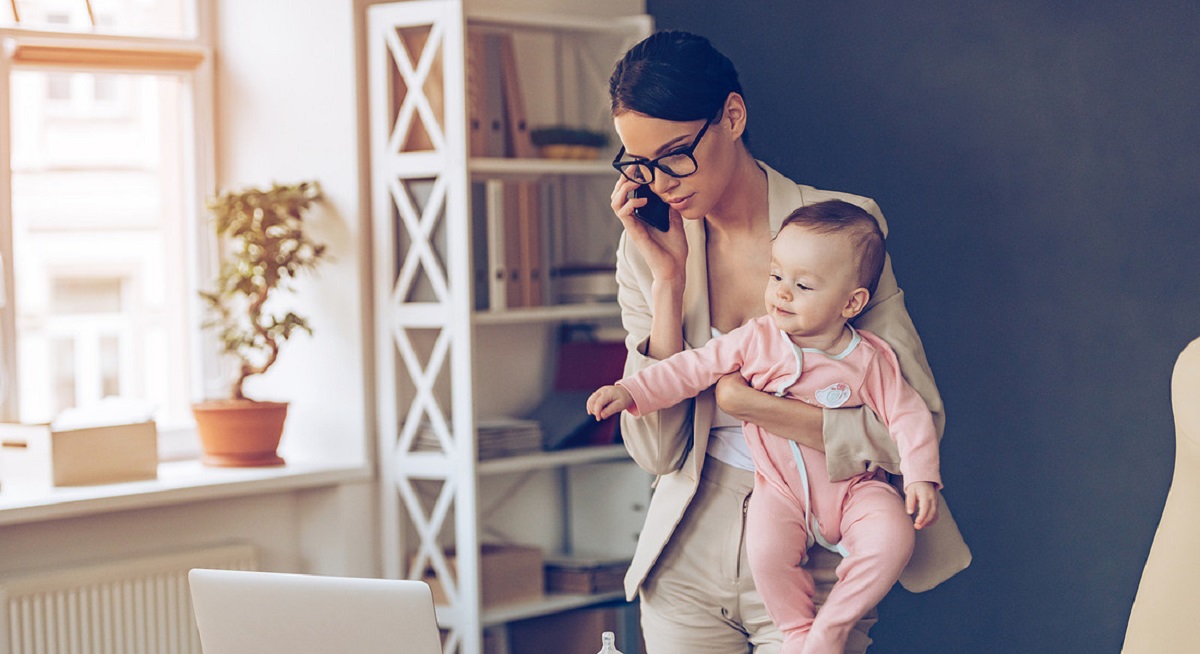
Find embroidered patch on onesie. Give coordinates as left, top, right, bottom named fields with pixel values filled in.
left=815, top=382, right=852, bottom=408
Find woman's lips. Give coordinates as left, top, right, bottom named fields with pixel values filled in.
left=665, top=193, right=693, bottom=210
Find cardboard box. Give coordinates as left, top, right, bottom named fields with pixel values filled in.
left=0, top=421, right=158, bottom=487
left=422, top=543, right=544, bottom=608
left=544, top=555, right=629, bottom=595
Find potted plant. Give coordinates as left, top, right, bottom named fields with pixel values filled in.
left=191, top=180, right=327, bottom=467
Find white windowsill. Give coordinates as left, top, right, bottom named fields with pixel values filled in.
left=0, top=458, right=373, bottom=527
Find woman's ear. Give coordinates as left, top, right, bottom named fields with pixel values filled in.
left=722, top=92, right=747, bottom=141
left=842, top=288, right=871, bottom=319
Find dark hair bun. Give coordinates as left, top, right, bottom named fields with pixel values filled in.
left=610, top=30, right=744, bottom=123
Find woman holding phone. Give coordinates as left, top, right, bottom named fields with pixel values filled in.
left=607, top=31, right=969, bottom=653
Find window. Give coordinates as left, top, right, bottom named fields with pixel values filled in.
left=1, top=0, right=212, bottom=454
left=4, top=0, right=192, bottom=38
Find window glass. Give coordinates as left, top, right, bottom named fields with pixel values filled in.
left=52, top=278, right=123, bottom=314
left=4, top=0, right=192, bottom=39
left=10, top=69, right=194, bottom=428
left=51, top=338, right=77, bottom=417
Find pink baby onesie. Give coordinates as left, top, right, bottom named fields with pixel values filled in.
left=618, top=316, right=940, bottom=654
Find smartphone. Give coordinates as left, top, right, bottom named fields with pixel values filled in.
left=631, top=185, right=670, bottom=232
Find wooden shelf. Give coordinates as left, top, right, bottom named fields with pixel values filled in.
left=480, top=590, right=627, bottom=626
left=469, top=157, right=614, bottom=179
left=477, top=444, right=627, bottom=475
left=472, top=302, right=620, bottom=325
left=394, top=445, right=628, bottom=480
left=430, top=590, right=628, bottom=628
left=0, top=459, right=371, bottom=527
left=465, top=9, right=651, bottom=36
left=388, top=302, right=618, bottom=327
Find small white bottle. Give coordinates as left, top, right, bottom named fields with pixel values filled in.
left=596, top=631, right=624, bottom=654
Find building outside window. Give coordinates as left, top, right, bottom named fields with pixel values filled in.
left=1, top=0, right=212, bottom=455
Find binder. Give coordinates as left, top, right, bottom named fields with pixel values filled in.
left=484, top=180, right=512, bottom=309
left=479, top=34, right=509, bottom=157
left=497, top=33, right=534, bottom=158
left=502, top=181, right=524, bottom=307
left=465, top=31, right=488, bottom=157
left=481, top=181, right=542, bottom=309
left=516, top=181, right=543, bottom=307
left=471, top=181, right=490, bottom=310
left=467, top=31, right=532, bottom=158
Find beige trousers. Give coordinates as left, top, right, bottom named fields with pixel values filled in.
left=639, top=456, right=875, bottom=654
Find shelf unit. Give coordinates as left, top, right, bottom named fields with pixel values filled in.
left=367, top=3, right=651, bottom=653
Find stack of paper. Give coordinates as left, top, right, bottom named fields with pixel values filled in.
left=413, top=417, right=543, bottom=460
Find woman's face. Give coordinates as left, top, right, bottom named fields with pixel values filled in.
left=612, top=108, right=739, bottom=221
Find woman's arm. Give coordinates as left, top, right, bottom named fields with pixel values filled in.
left=610, top=180, right=696, bottom=476
left=645, top=277, right=685, bottom=360
left=823, top=197, right=945, bottom=481
left=851, top=254, right=945, bottom=436
left=713, top=372, right=825, bottom=450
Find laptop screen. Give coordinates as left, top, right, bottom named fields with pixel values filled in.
left=189, top=569, right=442, bottom=654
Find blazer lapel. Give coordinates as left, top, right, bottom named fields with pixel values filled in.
left=681, top=216, right=712, bottom=477
left=762, top=161, right=806, bottom=236
left=681, top=217, right=711, bottom=349
left=678, top=162, right=801, bottom=479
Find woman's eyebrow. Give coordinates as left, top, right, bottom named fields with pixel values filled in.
left=626, top=133, right=692, bottom=160
left=650, top=134, right=692, bottom=157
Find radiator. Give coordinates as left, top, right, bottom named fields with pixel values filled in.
left=0, top=543, right=258, bottom=654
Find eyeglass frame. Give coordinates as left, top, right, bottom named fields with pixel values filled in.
left=611, top=114, right=715, bottom=185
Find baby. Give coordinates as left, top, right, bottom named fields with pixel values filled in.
left=588, top=199, right=940, bottom=654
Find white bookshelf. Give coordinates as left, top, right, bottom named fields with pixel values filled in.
left=367, top=4, right=651, bottom=653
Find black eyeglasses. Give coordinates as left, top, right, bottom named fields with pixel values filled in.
left=612, top=115, right=714, bottom=185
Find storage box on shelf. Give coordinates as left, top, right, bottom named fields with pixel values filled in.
left=422, top=544, right=545, bottom=609
left=0, top=421, right=158, bottom=488
left=544, top=554, right=629, bottom=595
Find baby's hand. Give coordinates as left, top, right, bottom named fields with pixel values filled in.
left=904, top=481, right=940, bottom=530
left=587, top=385, right=634, bottom=421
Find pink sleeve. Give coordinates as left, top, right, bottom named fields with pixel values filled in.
left=857, top=332, right=942, bottom=488
left=618, top=324, right=755, bottom=417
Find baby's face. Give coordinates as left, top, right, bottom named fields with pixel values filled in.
left=764, top=224, right=863, bottom=339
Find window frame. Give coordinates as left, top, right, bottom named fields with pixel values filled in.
left=0, top=5, right=215, bottom=441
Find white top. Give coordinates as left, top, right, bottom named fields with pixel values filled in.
left=704, top=327, right=756, bottom=471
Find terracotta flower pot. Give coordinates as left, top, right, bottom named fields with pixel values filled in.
left=192, top=400, right=288, bottom=467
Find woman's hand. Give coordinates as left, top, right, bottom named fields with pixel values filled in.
left=714, top=373, right=826, bottom=451
left=713, top=372, right=755, bottom=420
left=611, top=177, right=688, bottom=283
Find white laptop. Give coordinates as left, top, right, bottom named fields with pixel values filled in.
left=189, top=568, right=442, bottom=654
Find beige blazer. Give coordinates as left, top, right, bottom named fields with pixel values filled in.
left=616, top=162, right=972, bottom=599
left=1122, top=337, right=1200, bottom=652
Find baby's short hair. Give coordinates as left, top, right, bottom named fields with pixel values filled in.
left=780, top=199, right=886, bottom=296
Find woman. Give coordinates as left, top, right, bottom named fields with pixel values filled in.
left=607, top=31, right=970, bottom=653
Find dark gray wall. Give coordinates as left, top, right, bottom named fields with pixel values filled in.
left=646, top=2, right=1200, bottom=652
